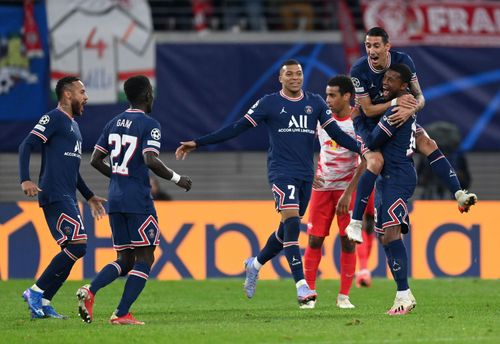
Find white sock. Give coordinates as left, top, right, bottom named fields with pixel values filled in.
left=296, top=279, right=308, bottom=289
left=42, top=298, right=51, bottom=306
left=31, top=284, right=44, bottom=293
left=396, top=289, right=410, bottom=299
left=252, top=258, right=263, bottom=271
left=338, top=293, right=349, bottom=300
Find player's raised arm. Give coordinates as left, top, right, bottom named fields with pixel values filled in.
left=144, top=151, right=192, bottom=191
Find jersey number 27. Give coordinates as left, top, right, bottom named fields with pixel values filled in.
left=109, top=133, right=137, bottom=175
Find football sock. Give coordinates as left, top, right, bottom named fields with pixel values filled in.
left=36, top=244, right=86, bottom=290
left=90, top=260, right=129, bottom=295
left=356, top=231, right=374, bottom=270
left=115, top=262, right=150, bottom=317
left=383, top=244, right=396, bottom=280
left=339, top=249, right=356, bottom=295
left=352, top=170, right=378, bottom=220
left=283, top=217, right=305, bottom=283
left=427, top=149, right=461, bottom=195
left=304, top=246, right=322, bottom=290
left=387, top=240, right=409, bottom=291
left=42, top=262, right=74, bottom=301
left=256, top=222, right=284, bottom=265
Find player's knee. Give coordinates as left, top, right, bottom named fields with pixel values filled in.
left=366, top=152, right=384, bottom=174
left=65, top=243, right=87, bottom=259
left=308, top=235, right=324, bottom=249
left=135, top=247, right=156, bottom=268
left=416, top=134, right=437, bottom=156
left=340, top=236, right=355, bottom=253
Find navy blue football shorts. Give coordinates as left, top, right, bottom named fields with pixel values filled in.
left=42, top=199, right=86, bottom=246
left=271, top=177, right=313, bottom=217
left=374, top=178, right=416, bottom=235
left=109, top=213, right=160, bottom=251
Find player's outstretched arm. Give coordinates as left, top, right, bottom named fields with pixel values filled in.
left=90, top=148, right=112, bottom=178
left=144, top=151, right=192, bottom=192
left=323, top=120, right=360, bottom=154
left=175, top=141, right=197, bottom=160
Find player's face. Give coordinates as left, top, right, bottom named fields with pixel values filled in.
left=382, top=70, right=405, bottom=100
left=279, top=64, right=303, bottom=95
left=365, top=36, right=391, bottom=70
left=325, top=85, right=349, bottom=114
left=70, top=81, right=88, bottom=116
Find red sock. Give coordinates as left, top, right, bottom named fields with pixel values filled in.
left=356, top=231, right=374, bottom=270
left=304, top=246, right=322, bottom=290
left=339, top=251, right=356, bottom=295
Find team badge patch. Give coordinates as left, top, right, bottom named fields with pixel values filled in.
left=351, top=77, right=361, bottom=87
left=151, top=128, right=161, bottom=140
left=304, top=105, right=313, bottom=114
left=39, top=115, right=50, bottom=125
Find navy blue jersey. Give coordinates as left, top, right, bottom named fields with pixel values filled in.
left=95, top=109, right=162, bottom=214
left=354, top=107, right=417, bottom=181
left=24, top=108, right=84, bottom=206
left=350, top=50, right=418, bottom=130
left=245, top=90, right=345, bottom=182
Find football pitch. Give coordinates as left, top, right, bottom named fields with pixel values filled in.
left=1, top=279, right=498, bottom=344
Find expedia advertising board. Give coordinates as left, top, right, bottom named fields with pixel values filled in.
left=1, top=201, right=498, bottom=280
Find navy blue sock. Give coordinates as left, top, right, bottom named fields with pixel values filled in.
left=283, top=217, right=304, bottom=283
left=383, top=244, right=395, bottom=280
left=387, top=240, right=409, bottom=291
left=353, top=170, right=378, bottom=220
left=43, top=261, right=74, bottom=301
left=116, top=262, right=150, bottom=317
left=427, top=149, right=461, bottom=196
left=257, top=222, right=284, bottom=265
left=90, top=260, right=129, bottom=295
left=36, top=244, right=86, bottom=290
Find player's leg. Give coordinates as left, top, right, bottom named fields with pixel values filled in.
left=109, top=213, right=160, bottom=325
left=346, top=151, right=383, bottom=243
left=23, top=201, right=87, bottom=319
left=356, top=191, right=375, bottom=288
left=304, top=190, right=335, bottom=292
left=378, top=185, right=415, bottom=315
left=337, top=201, right=356, bottom=308
left=243, top=222, right=283, bottom=298
left=109, top=245, right=153, bottom=325
left=416, top=127, right=477, bottom=212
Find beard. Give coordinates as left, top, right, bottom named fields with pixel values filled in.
left=71, top=100, right=83, bottom=116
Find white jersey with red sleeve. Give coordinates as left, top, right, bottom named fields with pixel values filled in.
left=315, top=112, right=359, bottom=191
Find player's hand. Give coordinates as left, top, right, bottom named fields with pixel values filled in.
left=88, top=195, right=107, bottom=220
left=312, top=175, right=324, bottom=189
left=175, top=141, right=197, bottom=160
left=176, top=175, right=192, bottom=192
left=21, top=180, right=42, bottom=197
left=397, top=94, right=417, bottom=109
left=336, top=192, right=351, bottom=216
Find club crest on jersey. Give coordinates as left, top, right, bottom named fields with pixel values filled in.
left=151, top=128, right=161, bottom=140
left=304, top=105, right=313, bottom=114
left=39, top=115, right=50, bottom=125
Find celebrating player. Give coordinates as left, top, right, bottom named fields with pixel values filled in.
left=354, top=64, right=419, bottom=315
left=303, top=75, right=375, bottom=309
left=76, top=75, right=192, bottom=325
left=346, top=27, right=477, bottom=244
left=18, top=76, right=106, bottom=319
left=175, top=59, right=360, bottom=308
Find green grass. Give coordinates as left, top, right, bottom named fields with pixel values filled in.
left=1, top=279, right=498, bottom=343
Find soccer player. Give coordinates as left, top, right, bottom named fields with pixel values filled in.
left=18, top=76, right=107, bottom=319
left=303, top=75, right=375, bottom=309
left=354, top=63, right=419, bottom=315
left=76, top=75, right=192, bottom=325
left=175, top=59, right=360, bottom=308
left=346, top=27, right=477, bottom=243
